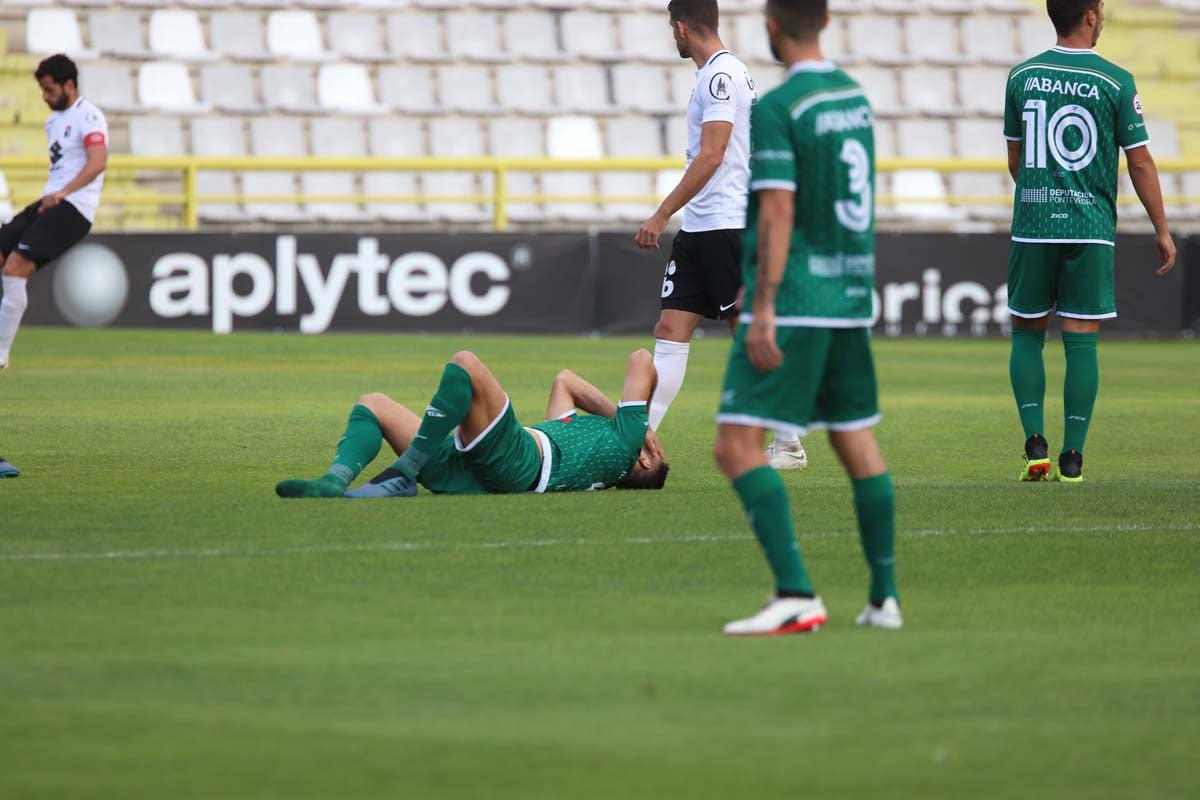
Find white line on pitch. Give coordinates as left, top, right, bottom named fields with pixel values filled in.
left=0, top=522, right=1194, bottom=564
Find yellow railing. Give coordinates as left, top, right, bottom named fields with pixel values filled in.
left=1, top=155, right=1197, bottom=230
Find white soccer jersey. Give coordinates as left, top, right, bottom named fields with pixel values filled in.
left=44, top=97, right=108, bottom=223
left=682, top=50, right=757, bottom=232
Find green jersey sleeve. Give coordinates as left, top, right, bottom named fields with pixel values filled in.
left=748, top=97, right=797, bottom=191
left=1116, top=78, right=1149, bottom=149
left=612, top=402, right=649, bottom=457
left=1003, top=74, right=1022, bottom=140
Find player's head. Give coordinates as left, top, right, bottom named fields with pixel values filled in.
left=616, top=445, right=670, bottom=491
left=668, top=0, right=720, bottom=59
left=1047, top=0, right=1104, bottom=46
left=765, top=0, right=830, bottom=61
left=35, top=54, right=78, bottom=111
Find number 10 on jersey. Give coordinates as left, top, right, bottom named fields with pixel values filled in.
left=1021, top=100, right=1098, bottom=172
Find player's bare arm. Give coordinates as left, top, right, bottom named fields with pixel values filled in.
left=1124, top=145, right=1176, bottom=275
left=1006, top=140, right=1022, bottom=183
left=40, top=142, right=106, bottom=213
left=546, top=369, right=617, bottom=420
left=746, top=189, right=793, bottom=372
left=620, top=348, right=658, bottom=404
left=635, top=121, right=733, bottom=250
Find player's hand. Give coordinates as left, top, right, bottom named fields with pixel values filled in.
left=1154, top=230, right=1177, bottom=276
left=38, top=191, right=66, bottom=213
left=643, top=428, right=665, bottom=463
left=635, top=212, right=669, bottom=250
left=746, top=312, right=783, bottom=373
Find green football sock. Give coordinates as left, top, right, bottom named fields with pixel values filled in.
left=325, top=404, right=384, bottom=488
left=1009, top=326, right=1047, bottom=440
left=396, top=362, right=473, bottom=479
left=1061, top=331, right=1099, bottom=455
left=853, top=473, right=898, bottom=605
left=733, top=466, right=814, bottom=596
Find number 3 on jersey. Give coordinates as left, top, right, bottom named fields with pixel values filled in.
left=1021, top=100, right=1097, bottom=172
left=834, top=139, right=872, bottom=233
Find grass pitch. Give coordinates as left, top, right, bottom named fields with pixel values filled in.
left=2, top=329, right=1198, bottom=799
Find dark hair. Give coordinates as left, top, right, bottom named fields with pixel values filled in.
left=1046, top=0, right=1100, bottom=37
left=34, top=54, right=78, bottom=88
left=616, top=460, right=670, bottom=491
left=668, top=0, right=719, bottom=34
left=766, top=0, right=829, bottom=42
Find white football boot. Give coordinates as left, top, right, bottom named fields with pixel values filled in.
left=765, top=439, right=808, bottom=470
left=855, top=597, right=903, bottom=630
left=723, top=595, right=827, bottom=636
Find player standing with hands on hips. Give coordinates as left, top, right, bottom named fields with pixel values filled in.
left=0, top=54, right=107, bottom=370
left=634, top=1, right=809, bottom=471
left=715, top=0, right=900, bottom=635
left=1004, top=0, right=1174, bottom=483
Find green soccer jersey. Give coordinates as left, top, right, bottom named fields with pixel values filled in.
left=531, top=402, right=648, bottom=492
left=1004, top=46, right=1149, bottom=245
left=743, top=61, right=876, bottom=327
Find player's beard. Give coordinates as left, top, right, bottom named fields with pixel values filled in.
left=49, top=93, right=69, bottom=111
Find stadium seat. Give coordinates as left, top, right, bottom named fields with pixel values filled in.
left=605, top=116, right=663, bottom=157
left=243, top=172, right=309, bottom=223
left=138, top=62, right=207, bottom=113
left=377, top=66, right=439, bottom=113
left=427, top=118, right=491, bottom=223
left=897, top=118, right=952, bottom=158
left=364, top=118, right=426, bottom=222
left=618, top=14, right=676, bottom=62
left=445, top=13, right=507, bottom=62
left=328, top=13, right=390, bottom=61
left=386, top=13, right=449, bottom=61
left=553, top=65, right=614, bottom=114
left=1017, top=16, right=1054, bottom=59
left=665, top=116, right=687, bottom=159
left=847, top=16, right=910, bottom=65
left=502, top=12, right=562, bottom=62
left=368, top=118, right=425, bottom=157
left=488, top=118, right=546, bottom=222
left=238, top=0, right=290, bottom=8
left=731, top=14, right=774, bottom=64
left=822, top=19, right=851, bottom=64
left=209, top=12, right=270, bottom=62
left=311, top=118, right=366, bottom=158
left=437, top=66, right=497, bottom=113
left=149, top=10, right=214, bottom=62
left=199, top=64, right=260, bottom=113
left=78, top=64, right=140, bottom=113
left=302, top=171, right=367, bottom=223
left=956, top=66, right=1008, bottom=116
left=191, top=117, right=247, bottom=156
left=961, top=16, right=1021, bottom=66
left=88, top=11, right=152, bottom=60
left=358, top=0, right=413, bottom=7
left=893, top=169, right=966, bottom=221
left=261, top=65, right=320, bottom=113
left=561, top=12, right=617, bottom=60
left=247, top=117, right=309, bottom=223
left=26, top=9, right=91, bottom=57
left=900, top=67, right=957, bottom=115
left=128, top=116, right=185, bottom=156
left=612, top=65, right=673, bottom=114
left=948, top=172, right=1011, bottom=222
left=667, top=66, right=696, bottom=109
left=954, top=118, right=1006, bottom=158
left=903, top=16, right=964, bottom=65
left=317, top=64, right=385, bottom=113
left=545, top=116, right=602, bottom=221
left=1146, top=118, right=1180, bottom=158
left=496, top=65, right=554, bottom=114
left=849, top=67, right=905, bottom=116
left=874, top=120, right=896, bottom=158
left=195, top=171, right=243, bottom=224
left=251, top=117, right=306, bottom=157
left=266, top=11, right=329, bottom=61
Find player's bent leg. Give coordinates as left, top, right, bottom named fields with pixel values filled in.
left=448, top=350, right=508, bottom=443
left=0, top=252, right=37, bottom=369
left=276, top=401, right=386, bottom=498
left=390, top=352, right=489, bottom=482
left=649, top=310, right=704, bottom=431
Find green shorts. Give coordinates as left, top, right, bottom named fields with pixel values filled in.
left=1008, top=241, right=1116, bottom=320
left=717, top=325, right=880, bottom=438
left=418, top=398, right=545, bottom=495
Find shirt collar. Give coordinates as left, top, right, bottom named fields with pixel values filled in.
left=703, top=49, right=731, bottom=69
left=1051, top=45, right=1096, bottom=54
left=787, top=59, right=837, bottom=76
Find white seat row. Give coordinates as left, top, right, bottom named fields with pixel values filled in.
left=27, top=8, right=1047, bottom=67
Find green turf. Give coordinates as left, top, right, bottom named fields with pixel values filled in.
left=2, top=329, right=1198, bottom=799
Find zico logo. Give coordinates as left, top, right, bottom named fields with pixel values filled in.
left=148, top=237, right=512, bottom=333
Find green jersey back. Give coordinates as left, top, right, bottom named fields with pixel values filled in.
left=743, top=61, right=875, bottom=327
left=1004, top=46, right=1148, bottom=245
left=531, top=403, right=648, bottom=492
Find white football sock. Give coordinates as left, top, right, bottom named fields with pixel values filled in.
left=0, top=274, right=29, bottom=366
left=773, top=429, right=801, bottom=447
left=648, top=338, right=691, bottom=431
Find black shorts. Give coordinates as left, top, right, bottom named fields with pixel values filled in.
left=659, top=228, right=743, bottom=320
left=0, top=200, right=92, bottom=268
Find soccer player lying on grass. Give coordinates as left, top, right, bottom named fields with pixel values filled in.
left=276, top=349, right=669, bottom=499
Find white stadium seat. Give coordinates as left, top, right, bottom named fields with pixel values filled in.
left=78, top=64, right=140, bottom=113
left=502, top=12, right=562, bottom=61
left=1146, top=118, right=1180, bottom=158
left=553, top=65, right=614, bottom=114
left=731, top=14, right=774, bottom=64
left=1017, top=16, right=1055, bottom=59
left=561, top=12, right=616, bottom=60
left=961, top=16, right=1021, bottom=66
left=328, top=13, right=390, bottom=61
left=666, top=115, right=687, bottom=159
left=386, top=13, right=448, bottom=61
left=251, top=117, right=307, bottom=156
left=377, top=66, right=439, bottom=113
left=26, top=10, right=90, bottom=57
left=669, top=66, right=695, bottom=108
left=849, top=67, right=905, bottom=116
left=267, top=11, right=329, bottom=61
left=199, top=64, right=260, bottom=113
left=956, top=66, right=1009, bottom=116
left=874, top=120, right=896, bottom=158
left=496, top=65, right=554, bottom=115
left=358, top=0, right=413, bottom=8
left=893, top=169, right=966, bottom=221
left=149, top=10, right=214, bottom=62
left=247, top=117, right=309, bottom=223
left=948, top=172, right=1011, bottom=222
left=302, top=172, right=367, bottom=222
left=618, top=14, right=676, bottom=62
left=311, top=118, right=367, bottom=157
left=195, top=171, right=243, bottom=224
left=445, top=13, right=507, bottom=62
left=366, top=120, right=425, bottom=220
left=605, top=117, right=663, bottom=157
left=369, top=118, right=425, bottom=156
left=821, top=19, right=851, bottom=64
left=243, top=172, right=309, bottom=222
left=954, top=118, right=1007, bottom=158
left=261, top=65, right=320, bottom=113
left=427, top=118, right=491, bottom=223
left=209, top=13, right=270, bottom=62
left=128, top=116, right=185, bottom=156
left=900, top=66, right=957, bottom=115
left=904, top=16, right=965, bottom=65
left=897, top=118, right=952, bottom=158
left=545, top=116, right=603, bottom=221
left=191, top=117, right=247, bottom=156
left=88, top=11, right=151, bottom=60
left=847, top=16, right=910, bottom=65
left=317, top=63, right=384, bottom=113
left=138, top=62, right=207, bottom=112
left=437, top=65, right=497, bottom=113
left=611, top=64, right=673, bottom=114
left=488, top=118, right=546, bottom=222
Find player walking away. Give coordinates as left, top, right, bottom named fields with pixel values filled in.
left=714, top=0, right=900, bottom=635
left=1004, top=0, right=1175, bottom=483
left=0, top=55, right=107, bottom=370
left=276, top=349, right=669, bottom=499
left=0, top=456, right=18, bottom=478
left=633, top=1, right=807, bottom=470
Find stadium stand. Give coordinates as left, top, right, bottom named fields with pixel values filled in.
left=0, top=0, right=1197, bottom=230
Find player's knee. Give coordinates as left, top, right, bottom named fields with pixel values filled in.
left=2, top=253, right=34, bottom=277
left=357, top=392, right=389, bottom=411
left=652, top=319, right=684, bottom=340
left=555, top=368, right=576, bottom=384
left=450, top=350, right=481, bottom=373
